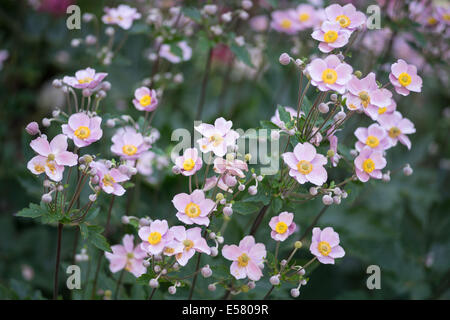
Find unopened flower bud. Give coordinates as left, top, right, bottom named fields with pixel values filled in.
left=330, top=94, right=338, bottom=102
left=201, top=265, right=212, bottom=278
left=52, top=79, right=62, bottom=88
left=248, top=186, right=257, bottom=195
left=42, top=118, right=51, bottom=127
left=168, top=286, right=176, bottom=294
left=318, top=103, right=329, bottom=113
left=238, top=184, right=245, bottom=191
left=25, top=122, right=40, bottom=135
left=309, top=187, right=318, bottom=196
left=291, top=288, right=300, bottom=298
left=208, top=283, right=216, bottom=291
left=203, top=4, right=217, bottom=15
left=294, top=241, right=302, bottom=249
left=223, top=206, right=233, bottom=217
left=301, top=279, right=307, bottom=285
left=270, top=275, right=280, bottom=285
left=121, top=216, right=130, bottom=224
left=354, top=70, right=362, bottom=78
left=89, top=194, right=97, bottom=202
left=333, top=196, right=341, bottom=204
left=41, top=193, right=52, bottom=203
left=149, top=279, right=159, bottom=288
left=322, top=194, right=333, bottom=206
left=143, top=260, right=150, bottom=268
left=106, top=119, right=115, bottom=128
left=242, top=0, right=253, bottom=10
left=172, top=166, right=181, bottom=174
left=210, top=247, right=218, bottom=257
left=382, top=172, right=391, bottom=182
left=334, top=111, right=346, bottom=121
left=279, top=53, right=291, bottom=65
left=209, top=232, right=216, bottom=239
left=403, top=164, right=413, bottom=176
left=248, top=281, right=256, bottom=289
left=221, top=12, right=232, bottom=22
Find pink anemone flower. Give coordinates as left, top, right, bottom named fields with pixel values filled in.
left=168, top=226, right=211, bottom=266
left=377, top=111, right=415, bottom=150
left=213, top=157, right=248, bottom=178
left=195, top=117, right=239, bottom=157
left=269, top=212, right=297, bottom=242
left=102, top=5, right=141, bottom=30
left=90, top=161, right=130, bottom=196
left=105, top=234, right=147, bottom=277
left=389, top=59, right=422, bottom=96
left=132, top=87, right=158, bottom=112
left=282, top=142, right=328, bottom=186
left=291, top=4, right=320, bottom=30
left=310, top=227, right=345, bottom=264
left=312, top=21, right=351, bottom=53
left=354, top=146, right=387, bottom=182
left=222, top=235, right=266, bottom=281
left=175, top=148, right=203, bottom=176
left=324, top=3, right=366, bottom=31
left=354, top=123, right=391, bottom=152
left=344, top=73, right=393, bottom=120
left=138, top=219, right=172, bottom=255
left=306, top=55, right=353, bottom=94
left=28, top=134, right=78, bottom=181
left=159, top=41, right=192, bottom=64
left=271, top=10, right=300, bottom=34
left=62, top=112, right=103, bottom=148
left=111, top=127, right=151, bottom=160
left=63, top=67, right=107, bottom=90
left=172, top=189, right=215, bottom=226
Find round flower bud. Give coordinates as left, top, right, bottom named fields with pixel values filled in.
left=220, top=198, right=226, bottom=205
left=350, top=149, right=358, bottom=157
left=270, top=275, right=280, bottom=285
left=221, top=12, right=232, bottom=22
left=279, top=53, right=291, bottom=66
left=223, top=206, right=233, bottom=217
left=42, top=118, right=51, bottom=127
left=247, top=281, right=256, bottom=290
left=209, top=232, right=216, bottom=239
left=297, top=268, right=305, bottom=275
left=149, top=278, right=159, bottom=288
left=309, top=187, right=318, bottom=196
left=210, top=247, right=218, bottom=257
left=333, top=187, right=342, bottom=196
left=168, top=286, right=176, bottom=295
left=301, top=279, right=307, bottom=285
left=201, top=265, right=212, bottom=278
left=217, top=236, right=224, bottom=244
left=41, top=193, right=52, bottom=203
left=322, top=194, right=333, bottom=206
left=403, top=164, right=413, bottom=176
left=294, top=241, right=302, bottom=249
left=330, top=93, right=338, bottom=102
left=382, top=172, right=391, bottom=182
left=290, top=288, right=300, bottom=298
left=248, top=186, right=258, bottom=195
left=172, top=165, right=181, bottom=175
left=354, top=70, right=362, bottom=78
left=242, top=0, right=253, bottom=10
left=216, top=193, right=224, bottom=201
left=52, top=79, right=62, bottom=88
left=239, top=11, right=249, bottom=20
left=280, top=259, right=287, bottom=267
left=143, top=260, right=150, bottom=268
left=318, top=103, right=329, bottom=113
left=161, top=269, right=167, bottom=275
left=88, top=194, right=97, bottom=202
left=208, top=284, right=216, bottom=291
left=238, top=184, right=245, bottom=191
left=121, top=216, right=130, bottom=224
left=85, top=35, right=97, bottom=45
left=52, top=109, right=60, bottom=118
left=333, top=196, right=341, bottom=204
left=106, top=119, right=115, bottom=128
left=57, top=185, right=64, bottom=192
left=334, top=111, right=346, bottom=121
left=105, top=27, right=114, bottom=36
left=257, top=175, right=263, bottom=182
left=25, top=122, right=40, bottom=135
left=172, top=263, right=180, bottom=271
left=203, top=4, right=217, bottom=15
left=154, top=265, right=161, bottom=273
left=327, top=149, right=335, bottom=158
left=43, top=180, right=52, bottom=188
left=342, top=191, right=348, bottom=199
left=101, top=81, right=111, bottom=91
left=271, top=130, right=280, bottom=140
left=139, top=218, right=151, bottom=226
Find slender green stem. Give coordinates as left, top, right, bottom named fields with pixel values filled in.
left=53, top=223, right=63, bottom=300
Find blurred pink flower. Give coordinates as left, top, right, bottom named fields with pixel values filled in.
left=195, top=117, right=239, bottom=157
left=377, top=111, right=415, bottom=150
left=63, top=67, right=108, bottom=90
left=269, top=212, right=297, bottom=242
left=291, top=4, right=320, bottom=30
left=159, top=41, right=192, bottom=64
left=249, top=15, right=269, bottom=32
left=389, top=59, right=422, bottom=96
left=324, top=3, right=366, bottom=31
left=105, top=234, right=147, bottom=277
left=90, top=161, right=130, bottom=196
left=222, top=235, right=266, bottom=281
left=271, top=10, right=300, bottom=34
left=102, top=5, right=141, bottom=30
left=312, top=21, right=351, bottom=53
left=38, top=0, right=75, bottom=16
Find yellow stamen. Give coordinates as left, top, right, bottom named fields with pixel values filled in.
left=296, top=160, right=313, bottom=175
left=74, top=126, right=91, bottom=140
left=77, top=77, right=93, bottom=84
left=378, top=107, right=387, bottom=115
left=208, top=134, right=223, bottom=147
left=122, top=144, right=138, bottom=156
left=185, top=202, right=201, bottom=218
left=275, top=221, right=288, bottom=234
left=398, top=72, right=412, bottom=87
left=102, top=174, right=115, bottom=187
left=164, top=247, right=175, bottom=254
left=237, top=253, right=250, bottom=267
left=280, top=18, right=292, bottom=29
left=139, top=94, right=152, bottom=107
left=363, top=158, right=375, bottom=173
left=46, top=161, right=56, bottom=174
left=318, top=241, right=331, bottom=256
left=148, top=232, right=162, bottom=245
left=358, top=91, right=370, bottom=108
left=182, top=158, right=195, bottom=171
left=298, top=13, right=310, bottom=22
left=388, top=126, right=401, bottom=138
left=324, top=30, right=338, bottom=43
left=322, top=68, right=338, bottom=84
left=34, top=164, right=45, bottom=173
left=183, top=239, right=194, bottom=251
left=365, top=135, right=380, bottom=148
left=336, top=15, right=351, bottom=28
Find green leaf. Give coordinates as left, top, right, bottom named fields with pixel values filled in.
left=16, top=202, right=46, bottom=219
left=169, top=43, right=183, bottom=58
left=233, top=202, right=259, bottom=215
left=277, top=105, right=291, bottom=125
left=230, top=43, right=254, bottom=68
left=271, top=197, right=283, bottom=213
left=79, top=224, right=111, bottom=253
left=182, top=7, right=202, bottom=23
left=260, top=120, right=280, bottom=130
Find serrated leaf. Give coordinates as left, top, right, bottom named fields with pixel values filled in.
left=16, top=202, right=47, bottom=219
left=79, top=224, right=111, bottom=252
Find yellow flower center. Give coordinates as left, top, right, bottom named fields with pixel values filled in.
left=185, top=202, right=201, bottom=218
left=209, top=134, right=224, bottom=147
left=296, top=160, right=313, bottom=175
left=126, top=252, right=134, bottom=259
left=237, top=253, right=250, bottom=268
left=398, top=72, right=412, bottom=87
left=366, top=135, right=380, bottom=148
left=280, top=18, right=292, bottom=29
left=318, top=241, right=331, bottom=256
left=358, top=91, right=370, bottom=108
left=34, top=164, right=45, bottom=173
left=139, top=94, right=152, bottom=107
left=122, top=144, right=138, bottom=156
left=78, top=77, right=93, bottom=84
left=183, top=239, right=194, bottom=251
left=275, top=221, right=288, bottom=234
left=102, top=174, right=115, bottom=187
left=336, top=15, right=351, bottom=28
left=324, top=30, right=338, bottom=43
left=74, top=126, right=91, bottom=140
left=322, top=68, right=338, bottom=84
left=378, top=107, right=387, bottom=115
left=363, top=158, right=375, bottom=173
left=427, top=17, right=437, bottom=25
left=348, top=103, right=358, bottom=110
left=182, top=158, right=195, bottom=171
left=298, top=13, right=310, bottom=22
left=164, top=247, right=175, bottom=254
left=47, top=153, right=55, bottom=161
left=443, top=14, right=450, bottom=21
left=46, top=160, right=56, bottom=173
left=148, top=232, right=162, bottom=245
left=388, top=126, right=401, bottom=138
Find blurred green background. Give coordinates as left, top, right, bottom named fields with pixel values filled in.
left=0, top=0, right=449, bottom=300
